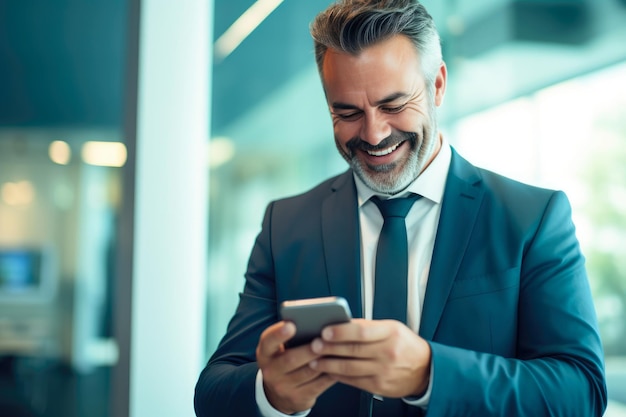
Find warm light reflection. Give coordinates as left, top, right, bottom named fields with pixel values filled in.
left=49, top=140, right=72, bottom=165
left=214, top=0, right=284, bottom=60
left=1, top=180, right=36, bottom=206
left=209, top=137, right=235, bottom=168
left=81, top=141, right=127, bottom=167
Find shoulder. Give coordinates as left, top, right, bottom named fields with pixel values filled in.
left=257, top=170, right=356, bottom=254
left=452, top=148, right=563, bottom=205
left=449, top=149, right=573, bottom=228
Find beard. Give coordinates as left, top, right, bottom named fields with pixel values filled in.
left=335, top=110, right=439, bottom=195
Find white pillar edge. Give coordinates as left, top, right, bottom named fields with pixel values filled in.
left=131, top=1, right=212, bottom=416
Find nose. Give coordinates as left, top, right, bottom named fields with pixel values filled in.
left=360, top=112, right=391, bottom=146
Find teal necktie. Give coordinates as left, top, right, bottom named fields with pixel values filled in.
left=371, top=195, right=420, bottom=323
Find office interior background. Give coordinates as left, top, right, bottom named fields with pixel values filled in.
left=0, top=0, right=625, bottom=416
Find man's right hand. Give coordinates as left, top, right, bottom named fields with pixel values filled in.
left=256, top=321, right=336, bottom=414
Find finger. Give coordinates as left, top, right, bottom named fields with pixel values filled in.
left=327, top=374, right=403, bottom=399
left=330, top=370, right=427, bottom=398
left=262, top=352, right=335, bottom=408
left=327, top=375, right=374, bottom=393
left=287, top=362, right=329, bottom=387
left=257, top=321, right=296, bottom=359
left=311, top=361, right=400, bottom=398
left=310, top=357, right=378, bottom=377
left=321, top=319, right=397, bottom=343
left=273, top=344, right=321, bottom=374
left=310, top=337, right=382, bottom=359
left=297, top=372, right=337, bottom=397
left=265, top=372, right=337, bottom=413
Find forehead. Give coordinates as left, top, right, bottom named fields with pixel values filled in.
left=321, top=35, right=424, bottom=101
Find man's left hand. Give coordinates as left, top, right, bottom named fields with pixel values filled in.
left=308, top=318, right=431, bottom=398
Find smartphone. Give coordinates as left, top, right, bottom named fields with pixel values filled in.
left=280, top=296, right=352, bottom=348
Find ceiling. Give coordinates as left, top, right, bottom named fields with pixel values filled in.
left=0, top=0, right=127, bottom=129
left=211, top=0, right=626, bottom=152
left=211, top=0, right=332, bottom=133
left=1, top=0, right=626, bottom=146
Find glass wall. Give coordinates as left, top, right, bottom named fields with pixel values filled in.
left=206, top=0, right=346, bottom=352
left=0, top=1, right=130, bottom=416
left=0, top=130, right=125, bottom=417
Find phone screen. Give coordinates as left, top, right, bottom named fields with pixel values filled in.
left=280, top=296, right=352, bottom=348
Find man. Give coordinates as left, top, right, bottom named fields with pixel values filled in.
left=194, top=0, right=607, bottom=416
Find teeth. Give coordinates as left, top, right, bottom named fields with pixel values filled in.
left=367, top=142, right=400, bottom=157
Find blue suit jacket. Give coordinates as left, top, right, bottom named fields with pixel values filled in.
left=195, top=149, right=607, bottom=416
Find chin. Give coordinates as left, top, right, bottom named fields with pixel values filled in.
left=357, top=164, right=418, bottom=195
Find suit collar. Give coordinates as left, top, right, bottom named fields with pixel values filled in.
left=419, top=148, right=484, bottom=339
left=322, top=171, right=364, bottom=318
left=320, top=149, right=484, bottom=327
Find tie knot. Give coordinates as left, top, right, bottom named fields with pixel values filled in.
left=371, top=195, right=420, bottom=219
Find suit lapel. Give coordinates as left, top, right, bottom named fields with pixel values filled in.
left=321, top=171, right=364, bottom=318
left=420, top=149, right=484, bottom=340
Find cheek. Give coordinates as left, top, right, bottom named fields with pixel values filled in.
left=334, top=122, right=359, bottom=145
left=394, top=110, right=429, bottom=133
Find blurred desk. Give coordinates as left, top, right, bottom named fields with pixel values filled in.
left=0, top=317, right=58, bottom=359
left=0, top=321, right=57, bottom=417
left=0, top=338, right=48, bottom=356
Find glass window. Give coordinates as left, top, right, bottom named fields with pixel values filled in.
left=0, top=1, right=129, bottom=416
left=452, top=61, right=626, bottom=412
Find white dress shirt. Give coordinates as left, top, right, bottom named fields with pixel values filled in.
left=256, top=139, right=452, bottom=416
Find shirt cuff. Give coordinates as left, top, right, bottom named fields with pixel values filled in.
left=402, top=360, right=433, bottom=409
left=255, top=369, right=312, bottom=417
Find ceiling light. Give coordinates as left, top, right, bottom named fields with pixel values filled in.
left=49, top=140, right=72, bottom=165
left=1, top=181, right=35, bottom=206
left=214, top=0, right=284, bottom=61
left=209, top=137, right=235, bottom=168
left=81, top=142, right=127, bottom=167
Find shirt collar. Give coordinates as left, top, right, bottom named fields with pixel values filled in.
left=354, top=135, right=452, bottom=207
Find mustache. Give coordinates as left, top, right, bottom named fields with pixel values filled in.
left=345, top=131, right=417, bottom=154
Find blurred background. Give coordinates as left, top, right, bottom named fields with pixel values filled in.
left=0, top=0, right=625, bottom=416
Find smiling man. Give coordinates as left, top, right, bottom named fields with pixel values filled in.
left=194, top=1, right=607, bottom=416
left=324, top=34, right=443, bottom=194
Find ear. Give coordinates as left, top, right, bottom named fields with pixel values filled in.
left=434, top=62, right=447, bottom=107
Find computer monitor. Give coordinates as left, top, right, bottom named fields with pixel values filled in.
left=0, top=247, right=57, bottom=304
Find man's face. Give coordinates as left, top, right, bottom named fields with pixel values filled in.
left=321, top=35, right=447, bottom=194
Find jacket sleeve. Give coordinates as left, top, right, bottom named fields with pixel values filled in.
left=426, top=191, right=607, bottom=416
left=194, top=203, right=278, bottom=417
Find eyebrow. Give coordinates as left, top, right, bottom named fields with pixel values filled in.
left=331, top=92, right=411, bottom=111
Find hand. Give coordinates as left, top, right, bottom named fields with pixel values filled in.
left=308, top=319, right=431, bottom=398
left=256, top=321, right=337, bottom=414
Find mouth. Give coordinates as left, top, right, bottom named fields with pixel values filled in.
left=366, top=141, right=404, bottom=157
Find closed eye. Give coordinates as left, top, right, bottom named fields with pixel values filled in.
left=382, top=104, right=406, bottom=113
left=332, top=111, right=363, bottom=121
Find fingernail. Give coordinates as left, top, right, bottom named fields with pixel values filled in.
left=309, top=360, right=318, bottom=369
left=322, top=327, right=333, bottom=340
left=282, top=322, right=295, bottom=335
left=311, top=338, right=323, bottom=353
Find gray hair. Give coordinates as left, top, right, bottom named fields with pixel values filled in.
left=310, top=0, right=442, bottom=90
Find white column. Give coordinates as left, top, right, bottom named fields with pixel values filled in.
left=131, top=1, right=211, bottom=416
